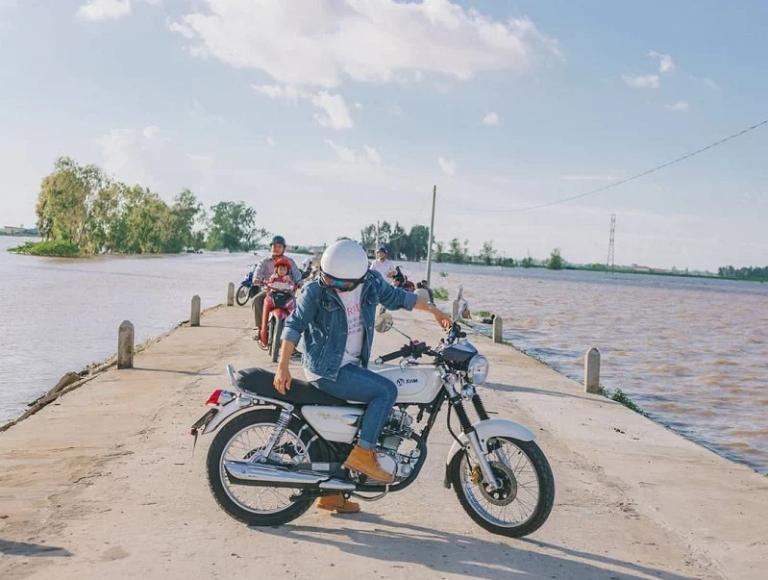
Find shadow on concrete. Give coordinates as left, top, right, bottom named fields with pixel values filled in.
left=130, top=368, right=219, bottom=377
left=486, top=382, right=595, bottom=402
left=258, top=512, right=689, bottom=580
left=0, top=539, right=72, bottom=557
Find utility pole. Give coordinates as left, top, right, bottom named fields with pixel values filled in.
left=607, top=213, right=616, bottom=271
left=426, top=185, right=437, bottom=287
left=375, top=220, right=380, bottom=252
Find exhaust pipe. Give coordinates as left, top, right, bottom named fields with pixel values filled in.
left=223, top=460, right=354, bottom=490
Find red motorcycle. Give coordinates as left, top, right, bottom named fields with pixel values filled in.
left=258, top=280, right=296, bottom=362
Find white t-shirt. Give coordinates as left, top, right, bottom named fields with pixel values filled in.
left=370, top=259, right=395, bottom=279
left=304, top=285, right=364, bottom=382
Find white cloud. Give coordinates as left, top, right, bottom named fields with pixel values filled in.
left=97, top=125, right=159, bottom=185
left=438, top=157, right=456, bottom=176
left=648, top=50, right=675, bottom=74
left=254, top=84, right=354, bottom=130
left=622, top=74, right=660, bottom=89
left=311, top=91, right=353, bottom=130
left=172, top=1, right=560, bottom=88
left=325, top=140, right=381, bottom=165
left=77, top=0, right=130, bottom=20
left=665, top=100, right=690, bottom=112
left=482, top=112, right=499, bottom=126
left=77, top=0, right=158, bottom=21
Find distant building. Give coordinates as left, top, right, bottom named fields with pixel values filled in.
left=1, top=225, right=39, bottom=236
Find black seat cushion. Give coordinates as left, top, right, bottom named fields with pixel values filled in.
left=237, top=368, right=349, bottom=406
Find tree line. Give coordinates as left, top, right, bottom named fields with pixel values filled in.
left=359, top=221, right=565, bottom=269
left=32, top=157, right=267, bottom=254
left=718, top=265, right=768, bottom=281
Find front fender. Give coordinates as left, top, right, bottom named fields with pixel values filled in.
left=443, top=418, right=535, bottom=488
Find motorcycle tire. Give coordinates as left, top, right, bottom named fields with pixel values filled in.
left=271, top=318, right=285, bottom=363
left=206, top=410, right=315, bottom=527
left=448, top=437, right=554, bottom=538
left=235, top=285, right=250, bottom=306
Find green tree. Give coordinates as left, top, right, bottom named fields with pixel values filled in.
left=166, top=189, right=204, bottom=253
left=360, top=224, right=377, bottom=252
left=521, top=256, right=535, bottom=268
left=206, top=201, right=265, bottom=251
left=479, top=240, right=497, bottom=265
left=406, top=225, right=430, bottom=261
left=435, top=240, right=445, bottom=263
left=547, top=248, right=564, bottom=270
left=36, top=157, right=104, bottom=245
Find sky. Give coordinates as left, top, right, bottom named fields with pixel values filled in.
left=0, top=0, right=766, bottom=271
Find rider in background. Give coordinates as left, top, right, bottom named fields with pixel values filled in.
left=252, top=235, right=302, bottom=333
left=369, top=244, right=396, bottom=283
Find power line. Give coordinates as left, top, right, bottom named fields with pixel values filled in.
left=477, top=118, right=768, bottom=213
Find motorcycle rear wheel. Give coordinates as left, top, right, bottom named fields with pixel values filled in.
left=449, top=437, right=554, bottom=537
left=206, top=410, right=316, bottom=527
left=235, top=285, right=250, bottom=306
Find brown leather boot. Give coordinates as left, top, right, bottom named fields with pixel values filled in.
left=317, top=493, right=360, bottom=514
left=343, top=445, right=394, bottom=483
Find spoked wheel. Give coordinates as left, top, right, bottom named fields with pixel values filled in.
left=236, top=285, right=250, bottom=306
left=206, top=410, right=317, bottom=526
left=449, top=437, right=554, bottom=537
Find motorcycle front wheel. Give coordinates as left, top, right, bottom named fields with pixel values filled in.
left=235, top=285, right=250, bottom=306
left=270, top=317, right=285, bottom=363
left=206, top=410, right=317, bottom=527
left=448, top=437, right=554, bottom=537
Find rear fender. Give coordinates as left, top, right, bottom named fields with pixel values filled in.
left=270, top=308, right=289, bottom=321
left=443, top=418, right=535, bottom=488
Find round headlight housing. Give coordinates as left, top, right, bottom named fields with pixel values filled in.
left=467, top=355, right=489, bottom=385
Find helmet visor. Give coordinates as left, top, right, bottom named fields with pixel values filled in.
left=320, top=269, right=364, bottom=292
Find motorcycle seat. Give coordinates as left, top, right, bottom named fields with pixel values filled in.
left=237, top=368, right=356, bottom=407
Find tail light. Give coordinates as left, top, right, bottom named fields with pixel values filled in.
left=206, top=389, right=235, bottom=406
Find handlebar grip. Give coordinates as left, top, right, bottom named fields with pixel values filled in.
left=376, top=346, right=412, bottom=364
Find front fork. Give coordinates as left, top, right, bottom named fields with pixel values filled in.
left=448, top=387, right=500, bottom=490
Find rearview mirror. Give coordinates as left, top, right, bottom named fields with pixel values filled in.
left=375, top=312, right=394, bottom=333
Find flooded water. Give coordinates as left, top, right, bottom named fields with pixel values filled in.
left=409, top=262, right=768, bottom=474
left=2, top=236, right=767, bottom=473
left=0, top=236, right=268, bottom=424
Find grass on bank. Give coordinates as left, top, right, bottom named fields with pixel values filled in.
left=9, top=240, right=81, bottom=257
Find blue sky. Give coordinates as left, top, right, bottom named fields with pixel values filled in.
left=0, top=0, right=766, bottom=270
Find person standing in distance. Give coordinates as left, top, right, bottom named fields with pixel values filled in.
left=369, top=244, right=396, bottom=283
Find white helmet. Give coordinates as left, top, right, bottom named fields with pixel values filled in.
left=321, top=240, right=369, bottom=280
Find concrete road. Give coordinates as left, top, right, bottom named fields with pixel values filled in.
left=1, top=305, right=766, bottom=579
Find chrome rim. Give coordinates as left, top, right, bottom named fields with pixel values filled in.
left=459, top=438, right=540, bottom=528
left=219, top=422, right=307, bottom=515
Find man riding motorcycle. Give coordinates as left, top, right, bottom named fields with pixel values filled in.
left=273, top=240, right=452, bottom=513
left=252, top=235, right=302, bottom=333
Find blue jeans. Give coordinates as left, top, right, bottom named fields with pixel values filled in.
left=312, top=364, right=397, bottom=449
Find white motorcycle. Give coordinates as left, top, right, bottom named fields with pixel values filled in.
left=191, top=315, right=555, bottom=537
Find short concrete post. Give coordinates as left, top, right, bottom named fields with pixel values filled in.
left=191, top=295, right=201, bottom=327
left=452, top=300, right=459, bottom=320
left=227, top=282, right=235, bottom=306
left=492, top=316, right=503, bottom=343
left=584, top=347, right=601, bottom=393
left=117, top=320, right=134, bottom=369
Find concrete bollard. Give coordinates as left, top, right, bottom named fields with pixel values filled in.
left=227, top=282, right=235, bottom=307
left=584, top=347, right=601, bottom=393
left=117, top=320, right=134, bottom=369
left=191, top=295, right=201, bottom=327
left=492, top=316, right=503, bottom=343
left=452, top=300, right=459, bottom=320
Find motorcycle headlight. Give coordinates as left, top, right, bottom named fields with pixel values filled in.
left=467, top=355, right=489, bottom=385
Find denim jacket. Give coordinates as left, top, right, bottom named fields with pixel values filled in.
left=282, top=270, right=418, bottom=380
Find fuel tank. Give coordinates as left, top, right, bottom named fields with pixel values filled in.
left=374, top=366, right=443, bottom=404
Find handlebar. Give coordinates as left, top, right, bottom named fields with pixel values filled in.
left=374, top=341, right=433, bottom=365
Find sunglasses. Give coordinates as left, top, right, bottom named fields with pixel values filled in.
left=320, top=271, right=364, bottom=292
